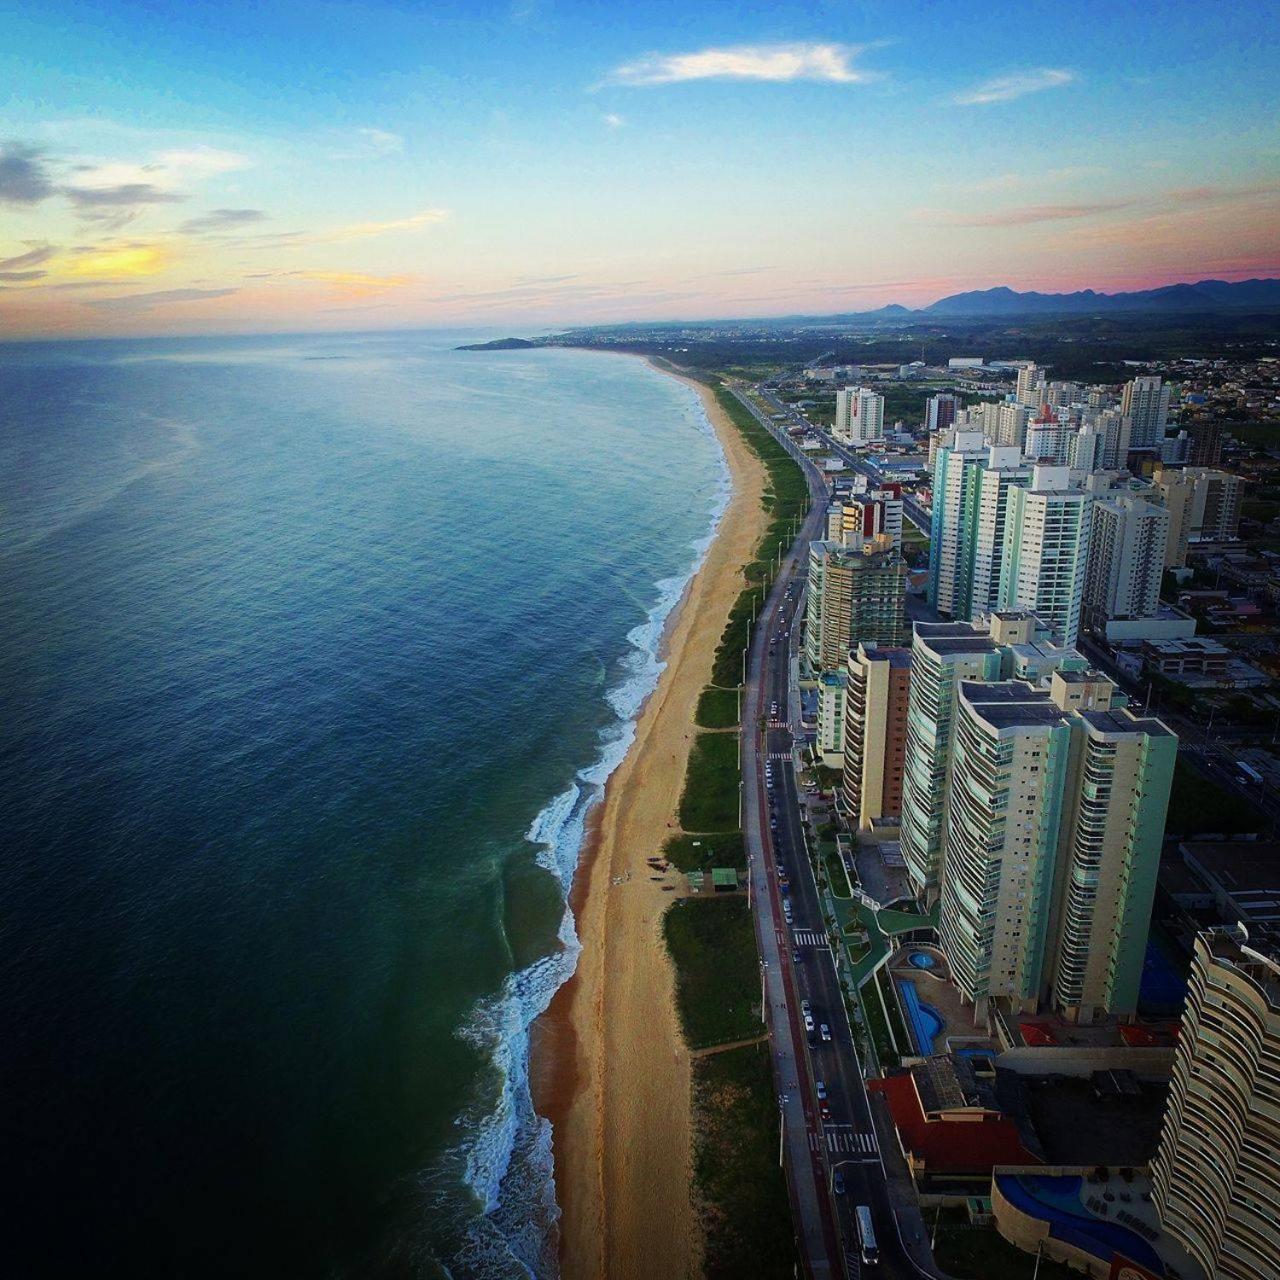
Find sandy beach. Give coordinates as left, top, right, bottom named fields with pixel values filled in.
left=532, top=366, right=768, bottom=1279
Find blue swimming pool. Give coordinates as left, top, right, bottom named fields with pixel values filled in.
left=908, top=951, right=936, bottom=969
left=997, top=1175, right=1164, bottom=1273
left=896, top=978, right=943, bottom=1054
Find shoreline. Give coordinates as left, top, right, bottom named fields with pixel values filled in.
left=531, top=363, right=767, bottom=1279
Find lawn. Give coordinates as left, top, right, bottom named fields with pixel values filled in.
left=679, top=731, right=742, bottom=833
left=696, top=685, right=741, bottom=730
left=692, top=1042, right=797, bottom=1280
left=664, top=830, right=747, bottom=872
left=858, top=980, right=894, bottom=1068
left=931, top=1212, right=1076, bottom=1280
left=664, top=895, right=761, bottom=1049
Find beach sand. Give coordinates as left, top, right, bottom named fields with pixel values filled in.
left=532, top=367, right=767, bottom=1280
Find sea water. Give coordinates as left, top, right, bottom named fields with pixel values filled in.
left=0, top=330, right=728, bottom=1278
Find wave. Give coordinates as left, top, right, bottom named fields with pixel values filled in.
left=448, top=384, right=732, bottom=1278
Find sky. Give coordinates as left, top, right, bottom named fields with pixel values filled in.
left=1, top=0, right=1278, bottom=338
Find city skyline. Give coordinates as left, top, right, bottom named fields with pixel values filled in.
left=2, top=0, right=1278, bottom=337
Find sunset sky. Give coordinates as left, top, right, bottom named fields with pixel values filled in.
left=2, top=0, right=1277, bottom=337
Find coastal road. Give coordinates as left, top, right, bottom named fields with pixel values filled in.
left=755, top=389, right=932, bottom=536
left=733, top=385, right=941, bottom=1278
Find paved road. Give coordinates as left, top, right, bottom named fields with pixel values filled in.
left=755, top=390, right=932, bottom=536
left=734, top=385, right=942, bottom=1277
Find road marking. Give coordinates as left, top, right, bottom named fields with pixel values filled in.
left=793, top=930, right=826, bottom=947
left=823, top=1131, right=879, bottom=1154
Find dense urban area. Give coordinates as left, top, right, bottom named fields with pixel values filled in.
left=558, top=318, right=1280, bottom=1280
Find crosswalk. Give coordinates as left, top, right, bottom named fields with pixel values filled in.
left=767, top=751, right=792, bottom=760
left=792, top=929, right=827, bottom=947
left=809, top=1129, right=878, bottom=1155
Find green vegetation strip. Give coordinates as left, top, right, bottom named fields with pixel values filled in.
left=664, top=896, right=761, bottom=1050
left=663, top=831, right=746, bottom=873
left=877, top=967, right=911, bottom=1056
left=678, top=732, right=742, bottom=833
left=693, top=1042, right=798, bottom=1280
left=695, top=686, right=741, bottom=730
left=931, top=1210, right=1076, bottom=1279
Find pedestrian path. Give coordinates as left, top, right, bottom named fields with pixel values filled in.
left=809, top=1128, right=878, bottom=1154
left=792, top=929, right=827, bottom=947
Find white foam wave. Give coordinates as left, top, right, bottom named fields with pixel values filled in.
left=449, top=377, right=732, bottom=1278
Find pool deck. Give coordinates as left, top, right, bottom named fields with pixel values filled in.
left=889, top=948, right=987, bottom=1053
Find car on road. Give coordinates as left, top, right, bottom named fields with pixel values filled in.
left=820, top=1023, right=831, bottom=1042
left=819, top=1099, right=832, bottom=1121
left=833, top=1171, right=846, bottom=1196
left=792, top=946, right=802, bottom=964
left=815, top=1080, right=827, bottom=1100
left=804, top=1014, right=815, bottom=1034
left=783, top=901, right=793, bottom=924
left=800, top=999, right=811, bottom=1016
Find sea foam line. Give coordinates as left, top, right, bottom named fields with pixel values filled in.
left=451, top=380, right=732, bottom=1279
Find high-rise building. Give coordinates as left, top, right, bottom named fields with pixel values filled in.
left=1068, top=424, right=1106, bottom=472
left=898, top=612, right=1085, bottom=904
left=1024, top=406, right=1073, bottom=464
left=816, top=670, right=847, bottom=766
left=1083, top=494, right=1170, bottom=634
left=1015, top=362, right=1044, bottom=408
left=826, top=487, right=904, bottom=552
left=1153, top=467, right=1243, bottom=562
left=928, top=435, right=1028, bottom=619
left=1120, top=375, right=1171, bottom=451
left=1152, top=927, right=1280, bottom=1280
left=834, top=386, right=885, bottom=445
left=1185, top=420, right=1224, bottom=467
left=931, top=448, right=1092, bottom=645
left=804, top=539, right=907, bottom=672
left=925, top=393, right=961, bottom=433
left=994, top=401, right=1029, bottom=449
left=938, top=676, right=1174, bottom=1023
left=1095, top=407, right=1132, bottom=469
left=842, top=643, right=912, bottom=831
left=1000, top=467, right=1094, bottom=648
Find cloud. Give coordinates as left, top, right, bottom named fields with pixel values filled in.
left=179, top=207, right=267, bottom=234
left=602, top=113, right=625, bottom=129
left=913, top=200, right=1132, bottom=227
left=0, top=142, right=56, bottom=204
left=1165, top=183, right=1280, bottom=206
left=604, top=42, right=875, bottom=87
left=953, top=67, right=1074, bottom=106
left=310, top=209, right=448, bottom=244
left=66, top=243, right=171, bottom=278
left=86, top=287, right=238, bottom=311
left=64, top=182, right=186, bottom=208
left=354, top=128, right=403, bottom=155
left=152, top=147, right=248, bottom=179
left=0, top=242, right=57, bottom=273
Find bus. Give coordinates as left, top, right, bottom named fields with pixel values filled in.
left=1237, top=760, right=1263, bottom=786
left=855, top=1205, right=879, bottom=1266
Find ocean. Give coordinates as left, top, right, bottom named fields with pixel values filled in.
left=0, top=331, right=727, bottom=1278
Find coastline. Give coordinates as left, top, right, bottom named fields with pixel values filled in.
left=532, top=363, right=767, bottom=1279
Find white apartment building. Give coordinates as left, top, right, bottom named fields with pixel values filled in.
left=1120, top=375, right=1171, bottom=451
left=834, top=386, right=885, bottom=445
left=1083, top=494, right=1169, bottom=633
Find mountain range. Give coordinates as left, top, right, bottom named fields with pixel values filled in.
left=915, top=278, right=1280, bottom=316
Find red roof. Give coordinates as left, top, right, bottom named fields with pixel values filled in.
left=869, top=1074, right=1040, bottom=1174
left=1018, top=1021, right=1059, bottom=1046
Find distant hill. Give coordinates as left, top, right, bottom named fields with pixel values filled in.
left=456, top=336, right=537, bottom=351
left=924, top=279, right=1280, bottom=316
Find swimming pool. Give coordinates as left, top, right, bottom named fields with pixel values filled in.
left=997, top=1175, right=1164, bottom=1273
left=896, top=977, right=943, bottom=1054
left=907, top=951, right=936, bottom=970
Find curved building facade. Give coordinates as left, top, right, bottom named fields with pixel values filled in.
left=1152, top=929, right=1280, bottom=1280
